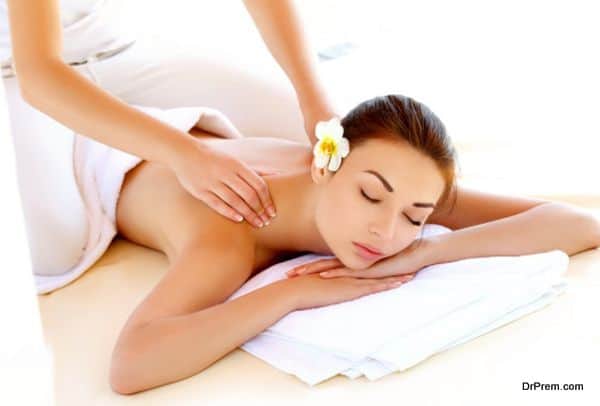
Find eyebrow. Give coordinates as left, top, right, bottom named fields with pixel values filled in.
left=362, top=170, right=437, bottom=208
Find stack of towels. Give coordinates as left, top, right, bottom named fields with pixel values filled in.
left=225, top=224, right=569, bottom=385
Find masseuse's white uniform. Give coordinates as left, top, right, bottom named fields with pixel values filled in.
left=1, top=0, right=306, bottom=293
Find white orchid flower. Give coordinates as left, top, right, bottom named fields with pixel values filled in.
left=312, top=117, right=350, bottom=172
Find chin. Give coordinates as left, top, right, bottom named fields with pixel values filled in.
left=341, top=252, right=374, bottom=270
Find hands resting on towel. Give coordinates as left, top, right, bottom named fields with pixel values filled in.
left=282, top=237, right=432, bottom=310
left=286, top=237, right=431, bottom=280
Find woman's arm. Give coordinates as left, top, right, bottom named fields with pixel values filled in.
left=308, top=187, right=600, bottom=280
left=109, top=231, right=296, bottom=395
left=422, top=184, right=600, bottom=263
left=7, top=0, right=195, bottom=166
left=421, top=202, right=600, bottom=267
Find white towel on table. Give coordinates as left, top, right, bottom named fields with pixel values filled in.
left=226, top=224, right=569, bottom=385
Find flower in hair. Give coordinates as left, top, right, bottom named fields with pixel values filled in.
left=313, top=117, right=349, bottom=172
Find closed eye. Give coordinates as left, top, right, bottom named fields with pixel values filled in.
left=360, top=188, right=380, bottom=203
left=406, top=216, right=423, bottom=226
left=360, top=188, right=422, bottom=226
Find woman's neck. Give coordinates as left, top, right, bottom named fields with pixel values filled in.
left=248, top=169, right=332, bottom=256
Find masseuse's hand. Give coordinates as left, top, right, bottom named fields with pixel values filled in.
left=172, top=139, right=276, bottom=227
left=285, top=238, right=433, bottom=279
left=299, top=93, right=341, bottom=146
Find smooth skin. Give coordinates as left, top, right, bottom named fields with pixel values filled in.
left=6, top=0, right=339, bottom=226
left=109, top=128, right=600, bottom=394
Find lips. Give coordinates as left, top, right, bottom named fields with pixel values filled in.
left=352, top=241, right=384, bottom=259
left=354, top=242, right=383, bottom=255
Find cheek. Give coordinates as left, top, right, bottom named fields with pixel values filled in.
left=317, top=186, right=361, bottom=227
left=314, top=189, right=351, bottom=246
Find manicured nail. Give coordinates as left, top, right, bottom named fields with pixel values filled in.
left=235, top=214, right=244, bottom=222
left=268, top=206, right=276, bottom=218
left=320, top=271, right=330, bottom=276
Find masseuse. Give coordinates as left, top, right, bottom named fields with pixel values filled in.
left=2, top=0, right=338, bottom=272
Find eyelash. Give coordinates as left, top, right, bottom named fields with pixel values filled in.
left=360, top=189, right=422, bottom=226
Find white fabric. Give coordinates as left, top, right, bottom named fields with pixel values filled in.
left=0, top=0, right=136, bottom=64
left=34, top=104, right=243, bottom=294
left=226, top=224, right=569, bottom=385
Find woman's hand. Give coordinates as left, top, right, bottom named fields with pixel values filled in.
left=171, top=139, right=276, bottom=227
left=282, top=272, right=415, bottom=311
left=285, top=238, right=432, bottom=279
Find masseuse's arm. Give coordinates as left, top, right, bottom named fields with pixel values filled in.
left=7, top=0, right=193, bottom=166
left=242, top=0, right=338, bottom=145
left=7, top=0, right=276, bottom=226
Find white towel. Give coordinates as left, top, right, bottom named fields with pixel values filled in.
left=226, top=224, right=569, bottom=385
left=35, top=105, right=242, bottom=294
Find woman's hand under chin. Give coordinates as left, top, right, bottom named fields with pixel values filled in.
left=285, top=237, right=434, bottom=280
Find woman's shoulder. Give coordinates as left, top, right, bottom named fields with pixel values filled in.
left=166, top=205, right=257, bottom=259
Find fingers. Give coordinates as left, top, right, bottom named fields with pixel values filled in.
left=236, top=164, right=277, bottom=219
left=225, top=176, right=271, bottom=227
left=285, top=258, right=343, bottom=278
left=200, top=191, right=245, bottom=223
left=366, top=274, right=416, bottom=292
left=212, top=182, right=265, bottom=227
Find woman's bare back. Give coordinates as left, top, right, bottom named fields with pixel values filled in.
left=115, top=132, right=312, bottom=272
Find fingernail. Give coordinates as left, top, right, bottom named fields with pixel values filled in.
left=268, top=207, right=276, bottom=218
left=235, top=214, right=244, bottom=222
left=320, top=271, right=330, bottom=276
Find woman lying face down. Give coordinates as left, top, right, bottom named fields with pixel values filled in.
left=116, top=94, right=455, bottom=273
left=110, top=94, right=459, bottom=394
left=111, top=93, right=600, bottom=394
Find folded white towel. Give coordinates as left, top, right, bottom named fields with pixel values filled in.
left=226, top=224, right=569, bottom=385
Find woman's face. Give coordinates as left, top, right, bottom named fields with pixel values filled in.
left=311, top=137, right=446, bottom=269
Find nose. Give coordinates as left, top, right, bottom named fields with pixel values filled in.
left=368, top=210, right=398, bottom=242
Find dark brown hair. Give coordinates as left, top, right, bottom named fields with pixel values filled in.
left=340, top=94, right=460, bottom=219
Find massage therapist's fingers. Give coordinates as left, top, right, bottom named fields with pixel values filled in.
left=236, top=164, right=276, bottom=220
left=201, top=192, right=246, bottom=224
left=286, top=258, right=344, bottom=277
left=226, top=174, right=271, bottom=226
left=213, top=183, right=263, bottom=227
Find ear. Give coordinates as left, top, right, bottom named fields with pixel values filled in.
left=310, top=160, right=333, bottom=185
